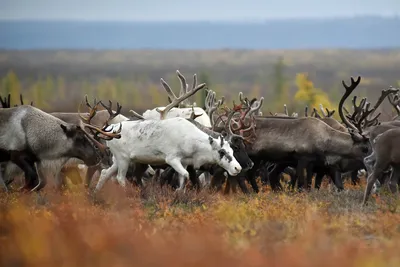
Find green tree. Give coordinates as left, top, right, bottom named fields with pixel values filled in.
left=272, top=56, right=288, bottom=109
left=57, top=76, right=66, bottom=99
left=2, top=71, right=21, bottom=106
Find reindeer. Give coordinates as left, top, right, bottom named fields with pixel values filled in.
left=1, top=96, right=133, bottom=190
left=221, top=77, right=375, bottom=195
left=92, top=77, right=242, bottom=194
left=0, top=105, right=121, bottom=192
left=362, top=126, right=400, bottom=205
left=159, top=109, right=254, bottom=191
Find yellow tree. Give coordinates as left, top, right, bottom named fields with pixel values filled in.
left=294, top=73, right=333, bottom=114
left=30, top=80, right=47, bottom=109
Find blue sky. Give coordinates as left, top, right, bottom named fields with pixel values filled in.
left=1, top=0, right=399, bottom=21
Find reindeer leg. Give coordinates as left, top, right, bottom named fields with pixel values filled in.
left=187, top=165, right=201, bottom=192
left=115, top=159, right=130, bottom=188
left=85, top=166, right=98, bottom=189
left=296, top=160, right=308, bottom=191
left=237, top=175, right=250, bottom=194
left=245, top=167, right=259, bottom=193
left=159, top=167, right=175, bottom=187
left=94, top=163, right=118, bottom=193
left=314, top=169, right=325, bottom=190
left=329, top=167, right=344, bottom=191
left=0, top=169, right=8, bottom=193
left=31, top=161, right=47, bottom=192
left=210, top=168, right=226, bottom=192
left=388, top=165, right=400, bottom=194
left=363, top=161, right=388, bottom=205
left=351, top=169, right=360, bottom=185
left=306, top=163, right=314, bottom=191
left=260, top=163, right=271, bottom=186
left=224, top=175, right=233, bottom=194
left=11, top=152, right=39, bottom=192
left=363, top=151, right=375, bottom=176
left=132, top=163, right=148, bottom=187
left=269, top=163, right=285, bottom=191
left=165, top=157, right=189, bottom=192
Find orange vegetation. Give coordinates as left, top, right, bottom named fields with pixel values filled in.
left=1, top=181, right=400, bottom=267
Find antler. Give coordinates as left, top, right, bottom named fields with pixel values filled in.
left=319, top=104, right=335, bottom=117
left=246, top=97, right=264, bottom=118
left=77, top=96, right=122, bottom=145
left=129, top=109, right=145, bottom=120
left=80, top=120, right=123, bottom=141
left=100, top=100, right=122, bottom=121
left=319, top=104, right=327, bottom=117
left=18, top=94, right=33, bottom=106
left=283, top=104, right=288, bottom=116
left=312, top=108, right=322, bottom=119
left=388, top=91, right=400, bottom=117
left=339, top=76, right=364, bottom=136
left=223, top=110, right=244, bottom=140
left=357, top=87, right=398, bottom=128
left=176, top=71, right=197, bottom=107
left=78, top=95, right=101, bottom=125
left=157, top=70, right=206, bottom=119
left=189, top=106, right=203, bottom=120
left=0, top=94, right=11, bottom=108
left=205, top=90, right=225, bottom=126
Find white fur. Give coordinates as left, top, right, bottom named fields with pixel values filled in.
left=142, top=107, right=212, bottom=127
left=94, top=117, right=241, bottom=192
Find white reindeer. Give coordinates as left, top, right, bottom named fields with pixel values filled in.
left=93, top=78, right=242, bottom=193
left=142, top=70, right=212, bottom=127
left=94, top=117, right=242, bottom=193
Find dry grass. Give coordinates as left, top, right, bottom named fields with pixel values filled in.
left=1, top=180, right=400, bottom=267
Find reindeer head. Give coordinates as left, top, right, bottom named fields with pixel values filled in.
left=76, top=96, right=123, bottom=165
left=208, top=135, right=242, bottom=176
left=339, top=77, right=398, bottom=142
left=338, top=77, right=398, bottom=156
left=221, top=110, right=254, bottom=171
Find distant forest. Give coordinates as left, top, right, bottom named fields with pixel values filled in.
left=0, top=49, right=399, bottom=119
left=0, top=17, right=399, bottom=49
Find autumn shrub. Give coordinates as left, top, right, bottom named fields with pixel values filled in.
left=1, top=181, right=400, bottom=267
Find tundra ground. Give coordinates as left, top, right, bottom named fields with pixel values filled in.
left=1, top=178, right=400, bottom=267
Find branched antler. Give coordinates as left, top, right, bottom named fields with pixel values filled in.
left=157, top=70, right=206, bottom=119
left=204, top=90, right=225, bottom=126
left=78, top=95, right=122, bottom=141
left=388, top=91, right=400, bottom=118
left=100, top=100, right=122, bottom=121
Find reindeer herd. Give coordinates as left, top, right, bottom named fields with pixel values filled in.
left=1, top=70, right=400, bottom=206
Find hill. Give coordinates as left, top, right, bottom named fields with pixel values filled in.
left=0, top=17, right=399, bottom=49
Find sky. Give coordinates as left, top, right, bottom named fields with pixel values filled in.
left=1, top=0, right=399, bottom=21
